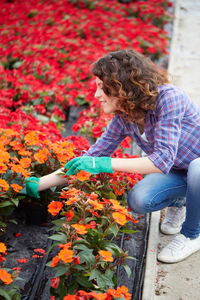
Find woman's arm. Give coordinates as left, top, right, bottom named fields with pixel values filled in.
left=111, top=156, right=162, bottom=174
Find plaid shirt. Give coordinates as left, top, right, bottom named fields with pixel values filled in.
left=85, top=84, right=200, bottom=174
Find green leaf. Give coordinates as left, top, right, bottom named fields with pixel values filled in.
left=49, top=233, right=68, bottom=242
left=66, top=281, right=79, bottom=294
left=106, top=222, right=119, bottom=237
left=74, top=238, right=91, bottom=247
left=79, top=250, right=95, bottom=265
left=0, top=288, right=11, bottom=300
left=126, top=255, right=136, bottom=261
left=119, top=229, right=137, bottom=234
left=123, top=264, right=132, bottom=278
left=12, top=60, right=23, bottom=69
left=104, top=240, right=123, bottom=254
left=76, top=274, right=93, bottom=288
left=8, top=219, right=18, bottom=224
left=89, top=269, right=100, bottom=281
left=96, top=271, right=108, bottom=289
left=54, top=265, right=70, bottom=277
left=0, top=201, right=14, bottom=208
left=89, top=269, right=114, bottom=289
left=74, top=244, right=91, bottom=251
left=10, top=198, right=19, bottom=207
left=52, top=218, right=66, bottom=227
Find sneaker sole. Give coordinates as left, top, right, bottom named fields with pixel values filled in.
left=158, top=247, right=200, bottom=263
left=160, top=225, right=181, bottom=235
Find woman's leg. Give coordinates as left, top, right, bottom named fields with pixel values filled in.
left=127, top=171, right=187, bottom=214
left=158, top=159, right=200, bottom=263
left=181, top=158, right=200, bottom=238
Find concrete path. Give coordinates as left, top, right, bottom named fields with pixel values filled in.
left=142, top=1, right=200, bottom=299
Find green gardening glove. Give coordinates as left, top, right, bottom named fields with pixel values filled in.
left=65, top=156, right=113, bottom=176
left=25, top=177, right=40, bottom=199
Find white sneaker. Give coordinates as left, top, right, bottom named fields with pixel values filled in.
left=158, top=233, right=200, bottom=263
left=160, top=206, right=186, bottom=235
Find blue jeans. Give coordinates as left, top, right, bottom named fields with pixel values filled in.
left=127, top=158, right=200, bottom=238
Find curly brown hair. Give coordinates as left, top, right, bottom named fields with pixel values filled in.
left=91, top=49, right=169, bottom=125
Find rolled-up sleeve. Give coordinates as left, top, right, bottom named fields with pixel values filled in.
left=84, top=115, right=127, bottom=157
left=148, top=90, right=186, bottom=174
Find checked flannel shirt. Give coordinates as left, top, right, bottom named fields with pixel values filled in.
left=85, top=84, right=200, bottom=174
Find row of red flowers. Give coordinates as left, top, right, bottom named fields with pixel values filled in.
left=0, top=0, right=172, bottom=141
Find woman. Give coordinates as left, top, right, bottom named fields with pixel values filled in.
left=26, top=49, right=200, bottom=263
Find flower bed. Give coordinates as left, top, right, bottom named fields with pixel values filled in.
left=0, top=0, right=172, bottom=298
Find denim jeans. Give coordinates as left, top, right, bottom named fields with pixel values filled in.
left=127, top=158, right=200, bottom=238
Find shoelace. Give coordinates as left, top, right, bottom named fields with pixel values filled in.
left=163, top=207, right=183, bottom=224
left=167, top=235, right=187, bottom=250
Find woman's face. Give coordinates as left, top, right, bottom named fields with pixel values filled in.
left=95, top=77, right=118, bottom=114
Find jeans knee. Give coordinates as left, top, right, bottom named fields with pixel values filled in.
left=187, top=158, right=200, bottom=185
left=127, top=189, right=149, bottom=214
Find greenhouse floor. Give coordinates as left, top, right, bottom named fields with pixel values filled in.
left=142, top=1, right=200, bottom=299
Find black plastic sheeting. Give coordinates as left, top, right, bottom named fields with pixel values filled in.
left=1, top=106, right=150, bottom=300
left=2, top=208, right=149, bottom=300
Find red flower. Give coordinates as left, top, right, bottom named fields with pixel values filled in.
left=74, top=256, right=80, bottom=265
left=15, top=233, right=21, bottom=238
left=17, top=258, right=28, bottom=263
left=51, top=277, right=60, bottom=289
left=89, top=221, right=97, bottom=229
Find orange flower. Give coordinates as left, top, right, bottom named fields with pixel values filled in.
left=10, top=164, right=30, bottom=177
left=88, top=209, right=100, bottom=218
left=60, top=188, right=81, bottom=198
left=34, top=148, right=50, bottom=164
left=11, top=184, right=23, bottom=193
left=0, top=179, right=9, bottom=191
left=109, top=199, right=122, bottom=210
left=107, top=287, right=122, bottom=298
left=71, top=224, right=88, bottom=235
left=75, top=170, right=91, bottom=181
left=88, top=200, right=103, bottom=211
left=19, top=157, right=32, bottom=168
left=10, top=140, right=23, bottom=151
left=112, top=212, right=127, bottom=226
left=0, top=268, right=13, bottom=285
left=98, top=250, right=113, bottom=262
left=63, top=295, right=76, bottom=300
left=24, top=131, right=41, bottom=146
left=58, top=242, right=72, bottom=249
left=50, top=256, right=61, bottom=267
left=65, top=210, right=74, bottom=222
left=88, top=291, right=107, bottom=300
left=89, top=192, right=99, bottom=200
left=58, top=249, right=74, bottom=264
left=0, top=150, right=10, bottom=164
left=65, top=195, right=80, bottom=205
left=0, top=163, right=7, bottom=174
left=18, top=149, right=32, bottom=156
left=118, top=285, right=131, bottom=300
left=125, top=214, right=138, bottom=224
left=48, top=201, right=63, bottom=216
left=0, top=243, right=7, bottom=253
